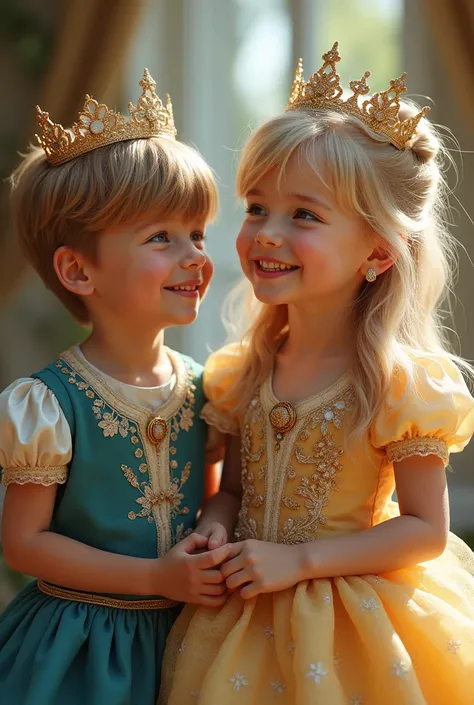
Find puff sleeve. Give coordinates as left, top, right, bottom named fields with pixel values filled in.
left=0, top=378, right=72, bottom=487
left=370, top=352, right=474, bottom=466
left=200, top=344, right=245, bottom=438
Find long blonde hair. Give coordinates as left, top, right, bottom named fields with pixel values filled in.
left=224, top=105, right=472, bottom=438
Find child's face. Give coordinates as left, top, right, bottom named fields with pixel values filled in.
left=237, top=152, right=375, bottom=310
left=86, top=215, right=213, bottom=329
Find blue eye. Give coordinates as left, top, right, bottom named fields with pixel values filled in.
left=191, top=232, right=206, bottom=242
left=246, top=204, right=266, bottom=216
left=148, top=232, right=169, bottom=243
left=294, top=209, right=320, bottom=221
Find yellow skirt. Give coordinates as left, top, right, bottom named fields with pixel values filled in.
left=159, top=536, right=474, bottom=704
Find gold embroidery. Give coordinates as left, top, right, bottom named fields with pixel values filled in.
left=280, top=388, right=354, bottom=544
left=2, top=465, right=68, bottom=487
left=123, top=462, right=191, bottom=522
left=234, top=397, right=265, bottom=541
left=57, top=350, right=196, bottom=553
left=175, top=522, right=194, bottom=543
left=386, top=436, right=449, bottom=466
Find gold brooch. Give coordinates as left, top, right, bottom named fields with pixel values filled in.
left=269, top=401, right=297, bottom=450
left=146, top=416, right=168, bottom=447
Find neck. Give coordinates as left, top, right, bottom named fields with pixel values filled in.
left=80, top=322, right=172, bottom=387
left=283, top=297, right=356, bottom=361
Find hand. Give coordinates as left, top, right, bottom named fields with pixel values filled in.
left=154, top=533, right=231, bottom=606
left=195, top=521, right=228, bottom=550
left=221, top=539, right=306, bottom=599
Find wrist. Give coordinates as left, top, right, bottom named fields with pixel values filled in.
left=297, top=541, right=320, bottom=581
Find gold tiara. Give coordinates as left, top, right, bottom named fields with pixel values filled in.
left=36, top=69, right=176, bottom=166
left=286, top=42, right=429, bottom=150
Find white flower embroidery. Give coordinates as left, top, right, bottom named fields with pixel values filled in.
left=448, top=638, right=461, bottom=654
left=350, top=696, right=364, bottom=705
left=305, top=662, right=328, bottom=684
left=190, top=691, right=200, bottom=700
left=270, top=680, right=285, bottom=694
left=362, top=597, right=379, bottom=613
left=229, top=672, right=248, bottom=692
left=323, top=593, right=332, bottom=604
left=288, top=642, right=296, bottom=654
left=178, top=641, right=186, bottom=654
left=264, top=625, right=274, bottom=639
left=391, top=660, right=410, bottom=680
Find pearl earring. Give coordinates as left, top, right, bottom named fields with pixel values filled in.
left=366, top=268, right=377, bottom=283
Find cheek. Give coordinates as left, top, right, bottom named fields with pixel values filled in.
left=201, top=257, right=214, bottom=290
left=236, top=227, right=253, bottom=264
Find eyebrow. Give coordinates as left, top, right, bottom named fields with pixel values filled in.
left=246, top=188, right=332, bottom=211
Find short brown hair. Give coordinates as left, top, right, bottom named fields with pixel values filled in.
left=11, top=137, right=219, bottom=323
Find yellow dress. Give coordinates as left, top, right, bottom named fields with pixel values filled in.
left=160, top=345, right=474, bottom=705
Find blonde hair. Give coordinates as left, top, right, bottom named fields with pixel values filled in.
left=225, top=105, right=472, bottom=439
left=11, top=137, right=218, bottom=324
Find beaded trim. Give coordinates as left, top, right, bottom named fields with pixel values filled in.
left=37, top=580, right=179, bottom=610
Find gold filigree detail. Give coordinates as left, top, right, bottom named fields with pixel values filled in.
left=386, top=436, right=449, bottom=466
left=36, top=69, right=176, bottom=166
left=234, top=397, right=265, bottom=540
left=2, top=465, right=68, bottom=487
left=286, top=43, right=429, bottom=150
left=280, top=388, right=354, bottom=544
left=123, top=462, right=190, bottom=522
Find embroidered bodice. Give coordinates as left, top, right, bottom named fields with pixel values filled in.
left=0, top=347, right=208, bottom=568
left=201, top=345, right=474, bottom=544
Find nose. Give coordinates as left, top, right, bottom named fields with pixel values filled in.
left=181, top=244, right=207, bottom=269
left=255, top=228, right=283, bottom=248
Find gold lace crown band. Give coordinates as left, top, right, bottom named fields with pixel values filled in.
left=36, top=69, right=176, bottom=166
left=286, top=42, right=430, bottom=151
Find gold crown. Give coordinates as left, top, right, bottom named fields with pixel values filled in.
left=36, top=69, right=176, bottom=166
left=286, top=42, right=429, bottom=150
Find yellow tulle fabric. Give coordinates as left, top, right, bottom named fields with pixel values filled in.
left=160, top=347, right=474, bottom=705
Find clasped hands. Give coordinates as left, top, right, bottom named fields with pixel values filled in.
left=194, top=521, right=307, bottom=601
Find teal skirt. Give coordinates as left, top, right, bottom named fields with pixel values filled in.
left=0, top=581, right=181, bottom=705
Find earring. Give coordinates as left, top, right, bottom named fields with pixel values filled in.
left=365, top=268, right=377, bottom=283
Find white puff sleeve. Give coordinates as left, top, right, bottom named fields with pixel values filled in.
left=0, top=378, right=72, bottom=487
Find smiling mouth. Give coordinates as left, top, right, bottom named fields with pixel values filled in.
left=164, top=283, right=201, bottom=298
left=255, top=260, right=300, bottom=275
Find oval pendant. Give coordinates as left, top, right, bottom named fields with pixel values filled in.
left=146, top=416, right=168, bottom=446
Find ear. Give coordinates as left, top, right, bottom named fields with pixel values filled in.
left=53, top=246, right=95, bottom=297
left=362, top=235, right=400, bottom=278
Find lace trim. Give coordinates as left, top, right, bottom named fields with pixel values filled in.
left=2, top=465, right=68, bottom=487
left=386, top=437, right=449, bottom=466
left=200, top=402, right=239, bottom=436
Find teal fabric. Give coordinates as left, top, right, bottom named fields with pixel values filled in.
left=0, top=349, right=207, bottom=704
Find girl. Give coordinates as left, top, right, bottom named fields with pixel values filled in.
left=0, top=70, right=231, bottom=705
left=160, top=44, right=474, bottom=704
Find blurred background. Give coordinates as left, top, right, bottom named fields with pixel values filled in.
left=1, top=0, right=473, bottom=606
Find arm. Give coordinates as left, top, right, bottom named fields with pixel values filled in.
left=196, top=434, right=242, bottom=548
left=301, top=453, right=449, bottom=578
left=222, top=454, right=449, bottom=598
left=2, top=483, right=231, bottom=605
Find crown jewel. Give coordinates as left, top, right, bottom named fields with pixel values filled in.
left=36, top=69, right=176, bottom=166
left=286, top=42, right=429, bottom=150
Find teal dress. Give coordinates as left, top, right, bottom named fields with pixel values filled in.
left=0, top=347, right=207, bottom=705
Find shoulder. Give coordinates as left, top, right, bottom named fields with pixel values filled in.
left=370, top=348, right=474, bottom=465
